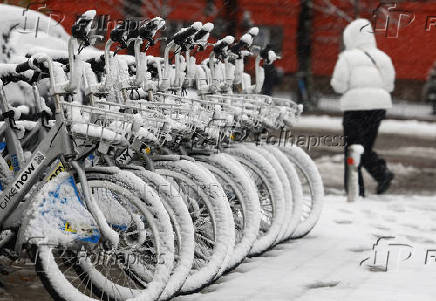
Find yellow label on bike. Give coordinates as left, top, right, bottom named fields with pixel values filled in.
left=64, top=222, right=77, bottom=233
left=230, top=133, right=235, bottom=141
left=47, top=161, right=65, bottom=181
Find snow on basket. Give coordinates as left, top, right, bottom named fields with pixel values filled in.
left=60, top=101, right=134, bottom=145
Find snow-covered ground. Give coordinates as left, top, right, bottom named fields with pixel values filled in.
left=272, top=93, right=435, bottom=121
left=317, top=97, right=435, bottom=121
left=175, top=194, right=436, bottom=301
left=315, top=152, right=436, bottom=196
left=295, top=114, right=436, bottom=140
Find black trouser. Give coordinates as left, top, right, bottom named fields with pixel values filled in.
left=343, top=109, right=388, bottom=196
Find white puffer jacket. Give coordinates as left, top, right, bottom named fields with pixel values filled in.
left=331, top=18, right=395, bottom=111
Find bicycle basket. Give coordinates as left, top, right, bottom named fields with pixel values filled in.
left=60, top=101, right=134, bottom=145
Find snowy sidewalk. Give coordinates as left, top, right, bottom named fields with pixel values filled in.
left=294, top=115, right=436, bottom=140
left=176, top=194, right=436, bottom=301
left=316, top=98, right=435, bottom=122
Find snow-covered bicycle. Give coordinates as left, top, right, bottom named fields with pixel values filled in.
left=0, top=9, right=324, bottom=301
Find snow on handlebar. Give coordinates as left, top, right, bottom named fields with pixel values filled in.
left=138, top=17, right=166, bottom=45
left=213, top=36, right=235, bottom=54
left=72, top=10, right=97, bottom=45
left=229, top=27, right=259, bottom=56
left=0, top=64, right=37, bottom=86
left=172, top=22, right=202, bottom=46
left=193, top=23, right=214, bottom=46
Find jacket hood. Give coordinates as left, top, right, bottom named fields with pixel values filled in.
left=343, top=18, right=377, bottom=50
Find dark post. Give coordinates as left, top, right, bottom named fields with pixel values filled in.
left=352, top=0, right=360, bottom=18
left=224, top=0, right=238, bottom=36
left=296, top=0, right=315, bottom=109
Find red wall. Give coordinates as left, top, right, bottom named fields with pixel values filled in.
left=237, top=0, right=299, bottom=75
left=376, top=3, right=436, bottom=80
left=10, top=0, right=436, bottom=80
left=26, top=0, right=124, bottom=34
left=312, top=1, right=436, bottom=80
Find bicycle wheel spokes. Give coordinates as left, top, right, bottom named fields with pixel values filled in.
left=295, top=166, right=313, bottom=221
left=180, top=183, right=215, bottom=273
left=90, top=186, right=158, bottom=284
left=210, top=172, right=245, bottom=245
left=160, top=173, right=217, bottom=272
left=243, top=164, right=274, bottom=234
left=66, top=182, right=160, bottom=300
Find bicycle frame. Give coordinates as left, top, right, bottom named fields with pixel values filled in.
left=0, top=92, right=75, bottom=224
left=0, top=86, right=26, bottom=174
left=0, top=56, right=120, bottom=249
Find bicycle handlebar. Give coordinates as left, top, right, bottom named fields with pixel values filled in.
left=110, top=22, right=129, bottom=48
left=26, top=53, right=71, bottom=95
left=15, top=60, right=34, bottom=73
left=229, top=27, right=259, bottom=56
left=138, top=17, right=165, bottom=45
left=0, top=60, right=50, bottom=86
left=213, top=36, right=234, bottom=55
left=172, top=22, right=202, bottom=46
left=86, top=55, right=106, bottom=73
left=71, top=10, right=96, bottom=44
left=260, top=46, right=278, bottom=65
left=193, top=23, right=214, bottom=43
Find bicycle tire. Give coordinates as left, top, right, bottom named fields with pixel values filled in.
left=28, top=171, right=174, bottom=301
left=154, top=159, right=235, bottom=293
left=128, top=167, right=195, bottom=300
left=280, top=146, right=324, bottom=238
left=244, top=144, right=293, bottom=243
left=225, top=145, right=285, bottom=255
left=195, top=153, right=261, bottom=270
left=263, top=145, right=304, bottom=240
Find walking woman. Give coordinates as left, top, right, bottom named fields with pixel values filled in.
left=331, top=18, right=395, bottom=196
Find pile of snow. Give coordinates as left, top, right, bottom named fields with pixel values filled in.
left=0, top=4, right=69, bottom=62
left=0, top=4, right=70, bottom=106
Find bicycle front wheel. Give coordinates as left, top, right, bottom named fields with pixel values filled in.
left=29, top=170, right=174, bottom=301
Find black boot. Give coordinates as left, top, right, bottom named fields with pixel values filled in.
left=377, top=171, right=394, bottom=194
